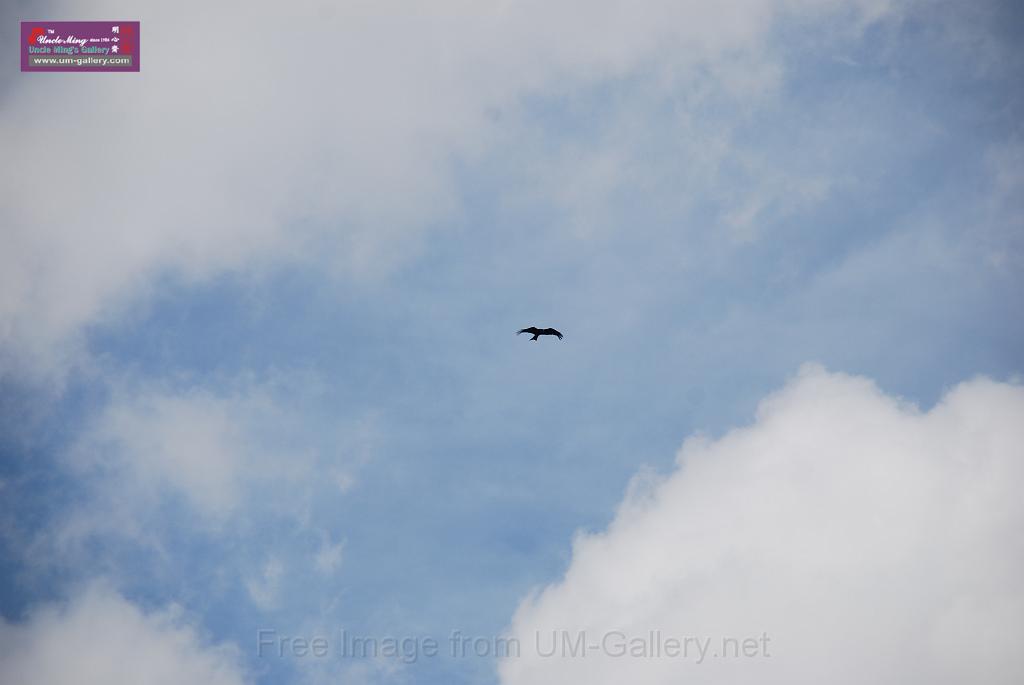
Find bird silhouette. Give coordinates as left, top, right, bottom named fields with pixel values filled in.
left=517, top=327, right=563, bottom=341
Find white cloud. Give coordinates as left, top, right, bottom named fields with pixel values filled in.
left=0, top=582, right=248, bottom=685
left=0, top=0, right=897, bottom=377
left=499, top=365, right=1024, bottom=684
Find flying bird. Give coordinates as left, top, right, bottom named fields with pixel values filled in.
left=517, top=326, right=563, bottom=341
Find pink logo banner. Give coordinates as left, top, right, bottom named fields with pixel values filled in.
left=21, top=21, right=140, bottom=72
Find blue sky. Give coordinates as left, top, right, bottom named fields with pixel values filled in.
left=2, top=2, right=1023, bottom=684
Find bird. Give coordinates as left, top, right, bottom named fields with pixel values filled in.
left=517, top=326, right=563, bottom=341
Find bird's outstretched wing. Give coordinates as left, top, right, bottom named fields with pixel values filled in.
left=517, top=327, right=540, bottom=336
left=545, top=328, right=564, bottom=339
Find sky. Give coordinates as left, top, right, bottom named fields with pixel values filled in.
left=1, top=1, right=1022, bottom=684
